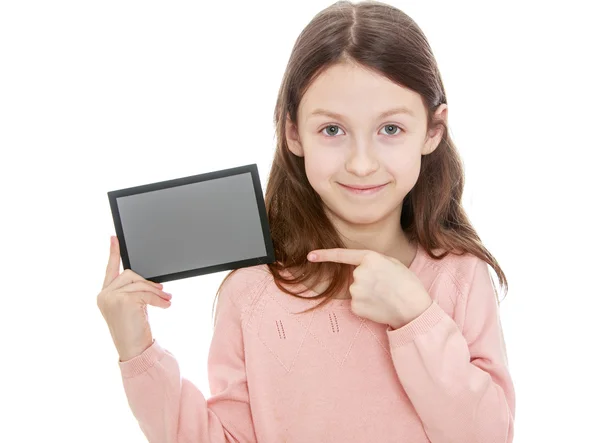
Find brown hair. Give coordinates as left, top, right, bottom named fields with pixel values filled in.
left=214, top=0, right=507, bottom=317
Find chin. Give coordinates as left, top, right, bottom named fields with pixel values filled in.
left=327, top=205, right=395, bottom=226
left=342, top=213, right=386, bottom=225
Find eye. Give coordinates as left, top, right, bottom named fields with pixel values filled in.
left=321, top=125, right=346, bottom=137
left=380, top=124, right=402, bottom=136
left=321, top=124, right=403, bottom=137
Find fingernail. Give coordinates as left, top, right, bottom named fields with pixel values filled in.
left=308, top=253, right=316, bottom=261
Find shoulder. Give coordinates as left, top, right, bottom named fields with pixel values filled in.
left=421, top=247, right=491, bottom=301
left=218, top=264, right=274, bottom=308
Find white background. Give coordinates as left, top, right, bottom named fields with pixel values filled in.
left=1, top=1, right=598, bottom=442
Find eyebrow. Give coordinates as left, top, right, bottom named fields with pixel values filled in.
left=307, top=106, right=416, bottom=121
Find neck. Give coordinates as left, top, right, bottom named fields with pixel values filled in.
left=327, top=206, right=416, bottom=268
left=289, top=206, right=417, bottom=299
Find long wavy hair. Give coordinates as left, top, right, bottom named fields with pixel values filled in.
left=213, top=0, right=507, bottom=317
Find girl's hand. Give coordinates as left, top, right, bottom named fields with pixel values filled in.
left=307, top=248, right=432, bottom=329
left=97, top=236, right=173, bottom=361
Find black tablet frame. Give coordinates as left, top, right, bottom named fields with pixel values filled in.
left=107, top=163, right=275, bottom=283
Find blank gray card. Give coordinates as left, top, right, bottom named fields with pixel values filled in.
left=108, top=164, right=275, bottom=282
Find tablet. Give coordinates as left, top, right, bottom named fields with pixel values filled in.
left=107, top=164, right=275, bottom=283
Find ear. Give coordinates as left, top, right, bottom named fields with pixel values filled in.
left=422, top=104, right=448, bottom=156
left=285, top=115, right=304, bottom=157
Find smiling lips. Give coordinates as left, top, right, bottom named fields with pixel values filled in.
left=338, top=182, right=389, bottom=195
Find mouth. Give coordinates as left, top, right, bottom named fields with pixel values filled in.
left=338, top=182, right=389, bottom=195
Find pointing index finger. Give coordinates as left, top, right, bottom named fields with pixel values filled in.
left=307, top=248, right=368, bottom=266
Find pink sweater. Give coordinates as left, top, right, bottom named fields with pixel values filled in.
left=119, top=244, right=515, bottom=442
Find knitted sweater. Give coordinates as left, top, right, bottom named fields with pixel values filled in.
left=119, top=243, right=515, bottom=442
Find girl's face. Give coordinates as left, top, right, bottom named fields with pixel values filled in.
left=286, top=61, right=447, bottom=227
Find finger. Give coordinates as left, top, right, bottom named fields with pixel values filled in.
left=103, top=236, right=121, bottom=289
left=107, top=268, right=163, bottom=292
left=137, top=291, right=172, bottom=309
left=307, top=248, right=369, bottom=265
left=121, top=281, right=172, bottom=301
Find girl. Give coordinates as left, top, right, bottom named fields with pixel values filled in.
left=99, top=1, right=515, bottom=441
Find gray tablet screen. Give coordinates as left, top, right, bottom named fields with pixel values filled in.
left=115, top=172, right=268, bottom=278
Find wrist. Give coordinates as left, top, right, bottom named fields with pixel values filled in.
left=390, top=295, right=432, bottom=330
left=118, top=338, right=154, bottom=362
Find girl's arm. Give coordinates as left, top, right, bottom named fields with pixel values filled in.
left=118, top=273, right=257, bottom=443
left=387, top=258, right=515, bottom=443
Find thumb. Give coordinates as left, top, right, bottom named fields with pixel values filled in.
left=102, top=236, right=121, bottom=289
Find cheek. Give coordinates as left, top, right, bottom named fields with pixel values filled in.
left=304, top=158, right=331, bottom=192
left=303, top=145, right=343, bottom=186
left=385, top=150, right=422, bottom=188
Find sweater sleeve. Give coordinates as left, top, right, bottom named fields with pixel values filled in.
left=387, top=258, right=515, bottom=443
left=118, top=272, right=257, bottom=443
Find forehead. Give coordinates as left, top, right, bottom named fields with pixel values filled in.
left=298, top=62, right=425, bottom=121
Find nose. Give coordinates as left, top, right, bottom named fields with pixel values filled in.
left=345, top=141, right=379, bottom=177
